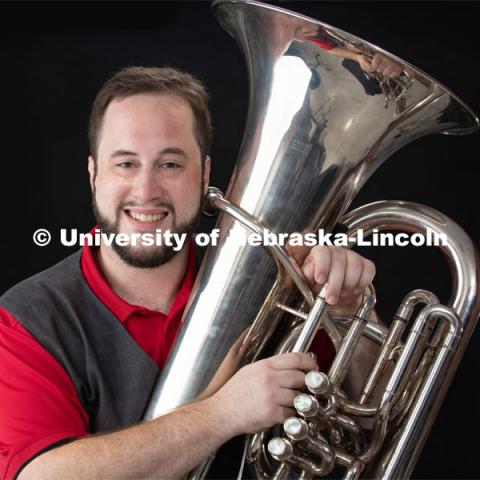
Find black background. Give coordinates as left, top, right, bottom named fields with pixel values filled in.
left=0, top=1, right=479, bottom=478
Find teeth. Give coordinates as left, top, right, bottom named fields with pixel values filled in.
left=130, top=212, right=165, bottom=222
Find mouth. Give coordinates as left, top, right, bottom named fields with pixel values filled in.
left=124, top=208, right=169, bottom=228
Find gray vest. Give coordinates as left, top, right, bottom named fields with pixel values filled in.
left=0, top=250, right=160, bottom=432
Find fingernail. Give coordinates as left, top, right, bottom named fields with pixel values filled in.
left=327, top=294, right=337, bottom=305
left=353, top=288, right=362, bottom=295
left=317, top=274, right=326, bottom=284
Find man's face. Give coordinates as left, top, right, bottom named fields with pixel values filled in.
left=88, top=93, right=210, bottom=268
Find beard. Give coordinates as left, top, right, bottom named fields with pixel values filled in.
left=91, top=188, right=201, bottom=269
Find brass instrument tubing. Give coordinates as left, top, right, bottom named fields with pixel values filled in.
left=339, top=401, right=377, bottom=417
left=207, top=189, right=342, bottom=348
left=246, top=431, right=263, bottom=463
left=188, top=455, right=215, bottom=480
left=359, top=304, right=461, bottom=464
left=392, top=315, right=444, bottom=424
left=286, top=450, right=333, bottom=476
left=370, top=305, right=462, bottom=478
left=358, top=320, right=405, bottom=405
left=328, top=318, right=367, bottom=387
left=302, top=436, right=336, bottom=474
left=207, top=189, right=313, bottom=304
left=359, top=290, right=439, bottom=405
left=328, top=288, right=375, bottom=386
left=298, top=471, right=313, bottom=480
left=334, top=413, right=362, bottom=435
left=334, top=450, right=354, bottom=468
left=385, top=307, right=442, bottom=407
left=276, top=323, right=305, bottom=354
left=332, top=317, right=388, bottom=345
left=272, top=462, right=291, bottom=480
left=343, top=460, right=365, bottom=480
left=275, top=303, right=308, bottom=320
left=292, top=286, right=329, bottom=353
left=392, top=346, right=435, bottom=428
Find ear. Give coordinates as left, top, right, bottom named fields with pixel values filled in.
left=203, top=155, right=211, bottom=195
left=88, top=155, right=96, bottom=192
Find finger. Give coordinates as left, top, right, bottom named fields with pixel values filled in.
left=342, top=252, right=364, bottom=295
left=287, top=232, right=311, bottom=266
left=383, top=65, right=401, bottom=78
left=302, top=257, right=316, bottom=287
left=275, top=388, right=301, bottom=407
left=280, top=407, right=296, bottom=422
left=361, top=56, right=373, bottom=72
left=325, top=248, right=347, bottom=304
left=302, top=246, right=331, bottom=287
left=276, top=370, right=307, bottom=390
left=311, top=246, right=332, bottom=285
left=371, top=54, right=384, bottom=70
left=267, top=352, right=318, bottom=372
left=356, top=259, right=376, bottom=294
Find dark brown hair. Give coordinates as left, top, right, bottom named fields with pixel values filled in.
left=88, top=66, right=212, bottom=162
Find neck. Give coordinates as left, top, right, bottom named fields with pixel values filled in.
left=96, top=244, right=189, bottom=313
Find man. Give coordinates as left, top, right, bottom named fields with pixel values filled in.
left=0, top=67, right=375, bottom=479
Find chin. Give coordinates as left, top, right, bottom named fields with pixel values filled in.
left=112, top=244, right=179, bottom=269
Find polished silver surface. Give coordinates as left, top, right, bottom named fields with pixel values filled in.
left=305, top=371, right=330, bottom=396
left=144, top=0, right=477, bottom=418
left=327, top=286, right=375, bottom=386
left=142, top=0, right=479, bottom=478
left=341, top=202, right=479, bottom=478
left=291, top=285, right=329, bottom=353
left=284, top=417, right=308, bottom=440
left=294, top=394, right=319, bottom=417
left=247, top=201, right=479, bottom=479
left=268, top=437, right=293, bottom=461
left=359, top=289, right=439, bottom=405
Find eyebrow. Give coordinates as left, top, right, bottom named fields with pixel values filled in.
left=110, top=147, right=188, bottom=159
left=110, top=149, right=137, bottom=158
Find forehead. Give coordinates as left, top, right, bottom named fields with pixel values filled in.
left=99, top=92, right=196, bottom=147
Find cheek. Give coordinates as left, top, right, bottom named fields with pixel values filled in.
left=168, top=179, right=201, bottom=217
left=94, top=175, right=128, bottom=211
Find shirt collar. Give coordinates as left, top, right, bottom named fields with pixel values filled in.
left=80, top=227, right=197, bottom=323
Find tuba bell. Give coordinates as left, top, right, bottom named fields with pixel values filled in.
left=144, top=1, right=479, bottom=478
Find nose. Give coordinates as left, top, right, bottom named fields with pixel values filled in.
left=131, top=166, right=166, bottom=204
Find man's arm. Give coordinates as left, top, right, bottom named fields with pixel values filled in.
left=19, top=246, right=376, bottom=479
left=19, top=397, right=228, bottom=480
left=18, top=352, right=317, bottom=480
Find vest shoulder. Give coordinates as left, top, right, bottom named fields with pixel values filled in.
left=0, top=250, right=85, bottom=308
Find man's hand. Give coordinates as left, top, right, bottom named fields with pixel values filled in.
left=371, top=53, right=403, bottom=78
left=301, top=246, right=376, bottom=309
left=357, top=54, right=374, bottom=73
left=210, top=352, right=318, bottom=435
left=356, top=52, right=403, bottom=78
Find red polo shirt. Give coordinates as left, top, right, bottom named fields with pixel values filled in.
left=0, top=241, right=196, bottom=479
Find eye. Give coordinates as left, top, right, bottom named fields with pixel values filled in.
left=161, top=161, right=181, bottom=169
left=117, top=161, right=134, bottom=169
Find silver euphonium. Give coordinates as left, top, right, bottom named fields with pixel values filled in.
left=144, top=1, right=480, bottom=478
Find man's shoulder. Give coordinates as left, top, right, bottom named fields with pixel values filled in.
left=0, top=250, right=85, bottom=309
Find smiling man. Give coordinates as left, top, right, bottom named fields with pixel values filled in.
left=89, top=90, right=209, bottom=271
left=0, top=67, right=375, bottom=479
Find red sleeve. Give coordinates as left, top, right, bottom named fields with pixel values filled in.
left=0, top=307, right=89, bottom=479
left=306, top=37, right=336, bottom=51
